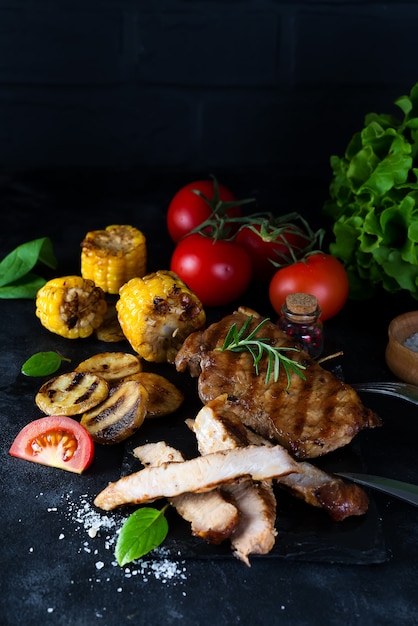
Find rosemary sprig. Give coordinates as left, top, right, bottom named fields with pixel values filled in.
left=218, top=316, right=306, bottom=390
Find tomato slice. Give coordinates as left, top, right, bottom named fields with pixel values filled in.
left=9, top=415, right=94, bottom=474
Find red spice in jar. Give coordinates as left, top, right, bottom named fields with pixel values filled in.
left=277, top=293, right=324, bottom=358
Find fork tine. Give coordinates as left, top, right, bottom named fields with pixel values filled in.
left=352, top=381, right=418, bottom=405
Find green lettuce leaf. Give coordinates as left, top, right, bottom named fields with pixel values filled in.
left=324, top=82, right=418, bottom=300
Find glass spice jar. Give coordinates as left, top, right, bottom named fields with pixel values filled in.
left=277, top=292, right=324, bottom=358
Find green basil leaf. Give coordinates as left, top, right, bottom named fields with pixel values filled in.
left=21, top=351, right=70, bottom=377
left=115, top=506, right=169, bottom=567
left=0, top=237, right=57, bottom=291
left=0, top=272, right=47, bottom=299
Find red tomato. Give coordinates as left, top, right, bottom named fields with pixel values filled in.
left=167, top=180, right=241, bottom=243
left=269, top=253, right=349, bottom=321
left=171, top=233, right=252, bottom=306
left=9, top=415, right=94, bottom=474
left=235, top=223, right=312, bottom=282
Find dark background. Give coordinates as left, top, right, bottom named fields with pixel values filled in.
left=2, top=3, right=418, bottom=625
left=1, top=0, right=418, bottom=213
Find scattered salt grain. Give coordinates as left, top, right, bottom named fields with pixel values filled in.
left=46, top=491, right=188, bottom=586
left=121, top=548, right=188, bottom=584
left=403, top=331, right=418, bottom=352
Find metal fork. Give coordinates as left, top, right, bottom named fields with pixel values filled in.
left=352, top=381, right=418, bottom=405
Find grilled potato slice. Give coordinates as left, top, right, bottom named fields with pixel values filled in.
left=80, top=380, right=148, bottom=444
left=75, top=352, right=142, bottom=383
left=35, top=372, right=109, bottom=416
left=122, top=371, right=184, bottom=418
left=94, top=302, right=126, bottom=343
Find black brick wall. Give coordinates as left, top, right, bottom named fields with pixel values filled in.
left=1, top=1, right=417, bottom=180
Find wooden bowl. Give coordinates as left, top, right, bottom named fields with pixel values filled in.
left=385, top=311, right=418, bottom=384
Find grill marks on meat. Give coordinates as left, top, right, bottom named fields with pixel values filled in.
left=133, top=441, right=240, bottom=544
left=94, top=444, right=299, bottom=511
left=175, top=308, right=381, bottom=459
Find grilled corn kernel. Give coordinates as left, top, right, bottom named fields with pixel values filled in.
left=116, top=269, right=206, bottom=363
left=80, top=224, right=147, bottom=294
left=36, top=275, right=107, bottom=339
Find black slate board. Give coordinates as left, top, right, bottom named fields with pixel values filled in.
left=119, top=360, right=388, bottom=566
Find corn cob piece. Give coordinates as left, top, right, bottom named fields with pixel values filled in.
left=94, top=302, right=126, bottom=343
left=80, top=224, right=147, bottom=294
left=116, top=270, right=206, bottom=363
left=36, top=275, right=107, bottom=339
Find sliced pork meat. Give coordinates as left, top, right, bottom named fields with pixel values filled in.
left=191, top=396, right=277, bottom=565
left=134, top=441, right=185, bottom=466
left=94, top=444, right=299, bottom=511
left=277, top=462, right=369, bottom=522
left=133, top=441, right=239, bottom=544
left=175, top=307, right=381, bottom=459
left=192, top=394, right=369, bottom=522
left=222, top=479, right=277, bottom=566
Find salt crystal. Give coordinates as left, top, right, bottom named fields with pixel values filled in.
left=403, top=331, right=418, bottom=352
left=51, top=491, right=188, bottom=585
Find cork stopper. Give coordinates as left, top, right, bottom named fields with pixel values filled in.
left=285, top=293, right=318, bottom=315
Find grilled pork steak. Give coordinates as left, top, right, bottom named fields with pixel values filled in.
left=175, top=308, right=381, bottom=459
left=133, top=441, right=240, bottom=544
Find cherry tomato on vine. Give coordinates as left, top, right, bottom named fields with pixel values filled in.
left=269, top=253, right=349, bottom=321
left=170, top=233, right=252, bottom=307
left=235, top=223, right=312, bottom=282
left=167, top=179, right=242, bottom=243
left=9, top=415, right=94, bottom=474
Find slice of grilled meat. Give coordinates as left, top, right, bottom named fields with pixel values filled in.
left=94, top=444, right=299, bottom=511
left=175, top=307, right=381, bottom=459
left=133, top=441, right=239, bottom=544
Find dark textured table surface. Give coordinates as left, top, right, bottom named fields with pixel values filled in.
left=1, top=171, right=418, bottom=626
